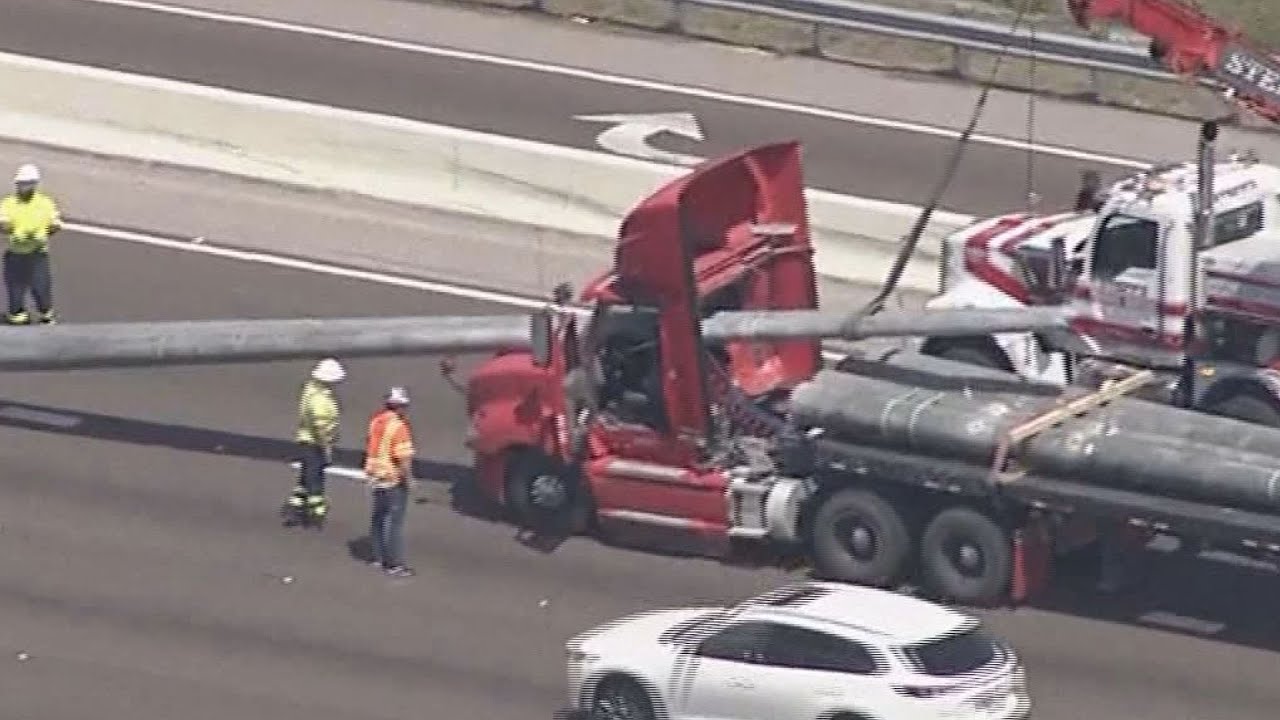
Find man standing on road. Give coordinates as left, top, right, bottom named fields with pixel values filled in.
left=363, top=386, right=416, bottom=577
left=0, top=163, right=63, bottom=325
left=283, top=358, right=346, bottom=529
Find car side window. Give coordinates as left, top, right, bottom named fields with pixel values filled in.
left=694, top=621, right=772, bottom=664
left=762, top=624, right=880, bottom=675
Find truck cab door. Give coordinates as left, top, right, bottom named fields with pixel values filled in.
left=1073, top=212, right=1182, bottom=365
left=581, top=303, right=730, bottom=535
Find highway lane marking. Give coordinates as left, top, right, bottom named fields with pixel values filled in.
left=65, top=221, right=849, bottom=363
left=73, top=0, right=1151, bottom=170
left=0, top=405, right=84, bottom=429
left=1138, top=611, right=1225, bottom=635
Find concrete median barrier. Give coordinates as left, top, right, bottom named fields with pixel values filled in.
left=0, top=50, right=972, bottom=291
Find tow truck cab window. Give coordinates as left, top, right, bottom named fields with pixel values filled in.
left=1185, top=200, right=1265, bottom=248
left=594, top=303, right=667, bottom=430
left=1091, top=213, right=1159, bottom=283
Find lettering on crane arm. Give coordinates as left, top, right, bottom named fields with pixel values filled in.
left=1217, top=45, right=1280, bottom=106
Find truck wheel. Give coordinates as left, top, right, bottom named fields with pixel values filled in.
left=920, top=506, right=1011, bottom=605
left=810, top=488, right=912, bottom=587
left=504, top=448, right=591, bottom=535
left=1205, top=393, right=1280, bottom=427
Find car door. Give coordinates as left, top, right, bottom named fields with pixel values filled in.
left=672, top=621, right=775, bottom=720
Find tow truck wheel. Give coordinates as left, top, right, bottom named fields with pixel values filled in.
left=504, top=448, right=591, bottom=535
left=920, top=506, right=1011, bottom=605
left=809, top=488, right=912, bottom=588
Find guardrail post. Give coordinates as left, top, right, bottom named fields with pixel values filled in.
left=951, top=43, right=967, bottom=81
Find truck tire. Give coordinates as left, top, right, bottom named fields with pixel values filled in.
left=919, top=506, right=1011, bottom=605
left=1204, top=393, right=1280, bottom=427
left=504, top=448, right=591, bottom=535
left=809, top=488, right=912, bottom=588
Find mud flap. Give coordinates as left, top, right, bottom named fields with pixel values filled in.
left=1010, top=520, right=1053, bottom=605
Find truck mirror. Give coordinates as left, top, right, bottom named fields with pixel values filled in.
left=1048, top=235, right=1068, bottom=294
left=530, top=308, right=553, bottom=368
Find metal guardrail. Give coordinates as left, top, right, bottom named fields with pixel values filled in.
left=690, top=0, right=1181, bottom=80
left=494, top=0, right=1254, bottom=118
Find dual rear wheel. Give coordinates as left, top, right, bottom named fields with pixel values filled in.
left=810, top=487, right=1012, bottom=605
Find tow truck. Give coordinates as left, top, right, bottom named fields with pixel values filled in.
left=923, top=0, right=1280, bottom=424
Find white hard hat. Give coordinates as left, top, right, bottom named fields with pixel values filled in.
left=311, top=358, right=346, bottom=383
left=14, top=164, right=39, bottom=183
left=385, top=386, right=410, bottom=405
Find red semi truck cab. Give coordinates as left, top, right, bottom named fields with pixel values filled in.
left=461, top=142, right=824, bottom=539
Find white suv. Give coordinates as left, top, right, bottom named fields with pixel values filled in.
left=565, top=581, right=1030, bottom=720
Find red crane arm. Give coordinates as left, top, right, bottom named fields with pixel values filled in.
left=1064, top=0, right=1280, bottom=124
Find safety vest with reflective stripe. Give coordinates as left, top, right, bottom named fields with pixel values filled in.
left=364, top=409, right=414, bottom=486
left=0, top=191, right=61, bottom=254
left=295, top=380, right=340, bottom=446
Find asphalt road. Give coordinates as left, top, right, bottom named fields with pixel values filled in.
left=0, top=0, right=1125, bottom=216
left=0, top=228, right=1275, bottom=719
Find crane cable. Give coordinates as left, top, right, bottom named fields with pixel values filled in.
left=851, top=0, right=1040, bottom=320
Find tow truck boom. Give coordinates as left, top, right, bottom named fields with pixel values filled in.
left=1066, top=0, right=1280, bottom=124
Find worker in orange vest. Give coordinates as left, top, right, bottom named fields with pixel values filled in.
left=363, top=386, right=416, bottom=577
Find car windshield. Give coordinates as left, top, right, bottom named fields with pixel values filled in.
left=899, top=626, right=1002, bottom=677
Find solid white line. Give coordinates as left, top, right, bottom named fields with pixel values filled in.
left=64, top=222, right=550, bottom=310
left=66, top=220, right=848, bottom=362
left=75, top=0, right=1151, bottom=170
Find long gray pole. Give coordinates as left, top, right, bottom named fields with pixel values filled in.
left=0, top=315, right=535, bottom=370
left=0, top=307, right=1068, bottom=371
left=702, top=306, right=1069, bottom=341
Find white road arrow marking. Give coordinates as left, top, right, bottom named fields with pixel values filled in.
left=575, top=111, right=706, bottom=166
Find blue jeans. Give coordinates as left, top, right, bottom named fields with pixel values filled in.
left=4, top=250, right=52, bottom=319
left=370, top=483, right=409, bottom=568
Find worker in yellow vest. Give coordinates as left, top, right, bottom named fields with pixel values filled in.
left=0, top=164, right=62, bottom=325
left=283, top=358, right=346, bottom=529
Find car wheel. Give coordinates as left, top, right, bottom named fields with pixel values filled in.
left=504, top=448, right=592, bottom=535
left=810, top=488, right=912, bottom=587
left=589, top=677, right=656, bottom=720
left=920, top=506, right=1012, bottom=605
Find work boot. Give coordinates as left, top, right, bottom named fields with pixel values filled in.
left=305, top=497, right=327, bottom=530
left=281, top=493, right=307, bottom=527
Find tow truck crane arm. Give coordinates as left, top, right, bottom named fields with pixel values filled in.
left=1065, top=0, right=1280, bottom=124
